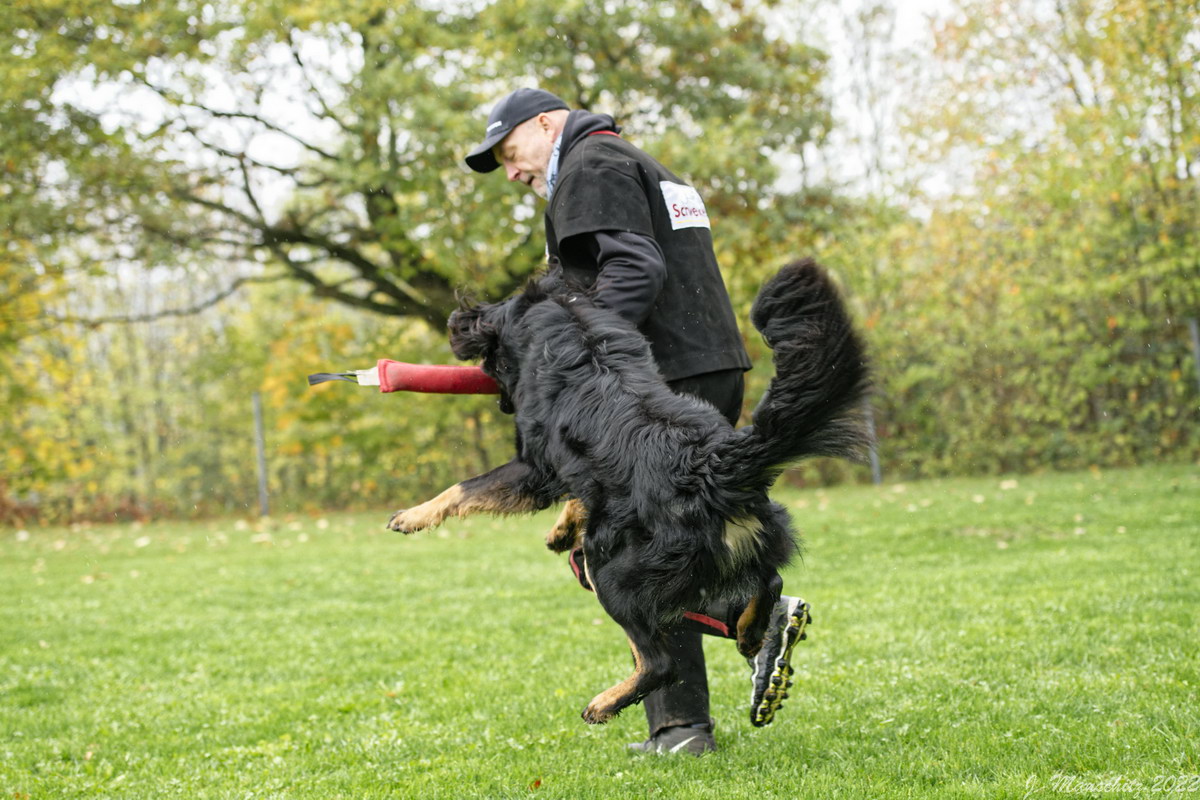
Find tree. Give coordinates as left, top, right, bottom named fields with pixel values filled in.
left=2, top=0, right=843, bottom=520
left=863, top=0, right=1200, bottom=473
left=3, top=0, right=831, bottom=329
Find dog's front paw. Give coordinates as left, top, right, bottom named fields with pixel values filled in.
left=386, top=505, right=439, bottom=533
left=546, top=499, right=586, bottom=552
left=545, top=519, right=580, bottom=553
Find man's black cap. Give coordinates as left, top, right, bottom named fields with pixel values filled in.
left=464, top=88, right=569, bottom=173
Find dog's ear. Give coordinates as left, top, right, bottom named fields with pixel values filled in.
left=521, top=268, right=568, bottom=304
left=539, top=269, right=567, bottom=294
left=448, top=302, right=497, bottom=361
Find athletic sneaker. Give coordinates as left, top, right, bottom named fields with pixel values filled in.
left=748, top=595, right=811, bottom=727
left=627, top=723, right=716, bottom=756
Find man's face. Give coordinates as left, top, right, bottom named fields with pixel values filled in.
left=494, top=115, right=558, bottom=198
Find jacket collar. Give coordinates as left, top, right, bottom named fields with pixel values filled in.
left=559, top=110, right=620, bottom=160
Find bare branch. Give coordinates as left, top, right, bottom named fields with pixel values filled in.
left=46, top=274, right=289, bottom=327
left=269, top=247, right=445, bottom=325
left=171, top=187, right=448, bottom=318
left=175, top=120, right=302, bottom=177
left=287, top=30, right=356, bottom=137
left=137, top=75, right=340, bottom=162
left=237, top=152, right=268, bottom=225
left=203, top=108, right=340, bottom=162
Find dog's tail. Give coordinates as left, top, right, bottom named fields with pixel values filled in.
left=720, top=259, right=871, bottom=490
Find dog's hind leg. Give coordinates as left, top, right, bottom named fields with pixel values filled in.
left=579, top=551, right=676, bottom=724
left=735, top=571, right=784, bottom=658
left=581, top=626, right=675, bottom=725
left=386, top=458, right=553, bottom=533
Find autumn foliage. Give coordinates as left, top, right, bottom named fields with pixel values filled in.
left=1, top=0, right=1196, bottom=522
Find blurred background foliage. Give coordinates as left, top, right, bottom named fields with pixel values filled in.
left=1, top=0, right=1197, bottom=523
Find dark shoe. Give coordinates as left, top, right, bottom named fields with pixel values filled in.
left=627, top=723, right=716, bottom=756
left=748, top=596, right=810, bottom=727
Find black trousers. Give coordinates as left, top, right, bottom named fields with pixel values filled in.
left=645, top=368, right=747, bottom=735
left=568, top=368, right=748, bottom=736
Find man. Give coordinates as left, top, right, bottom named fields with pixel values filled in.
left=464, top=88, right=810, bottom=755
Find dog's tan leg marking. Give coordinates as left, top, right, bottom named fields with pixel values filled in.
left=582, top=637, right=644, bottom=725
left=546, top=498, right=587, bottom=552
left=386, top=484, right=465, bottom=533
left=736, top=595, right=765, bottom=658
left=386, top=480, right=542, bottom=533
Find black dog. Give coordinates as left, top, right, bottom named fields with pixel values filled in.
left=386, top=259, right=870, bottom=724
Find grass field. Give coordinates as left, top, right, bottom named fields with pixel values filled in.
left=2, top=463, right=1198, bottom=799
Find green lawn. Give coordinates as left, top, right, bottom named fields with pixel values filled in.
left=2, top=463, right=1198, bottom=799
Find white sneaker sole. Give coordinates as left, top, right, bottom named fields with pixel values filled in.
left=749, top=598, right=810, bottom=727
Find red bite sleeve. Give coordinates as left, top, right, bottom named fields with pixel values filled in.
left=376, top=359, right=500, bottom=395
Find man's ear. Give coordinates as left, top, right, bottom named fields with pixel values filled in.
left=537, top=110, right=565, bottom=140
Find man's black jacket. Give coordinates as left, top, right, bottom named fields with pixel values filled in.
left=545, top=110, right=751, bottom=382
